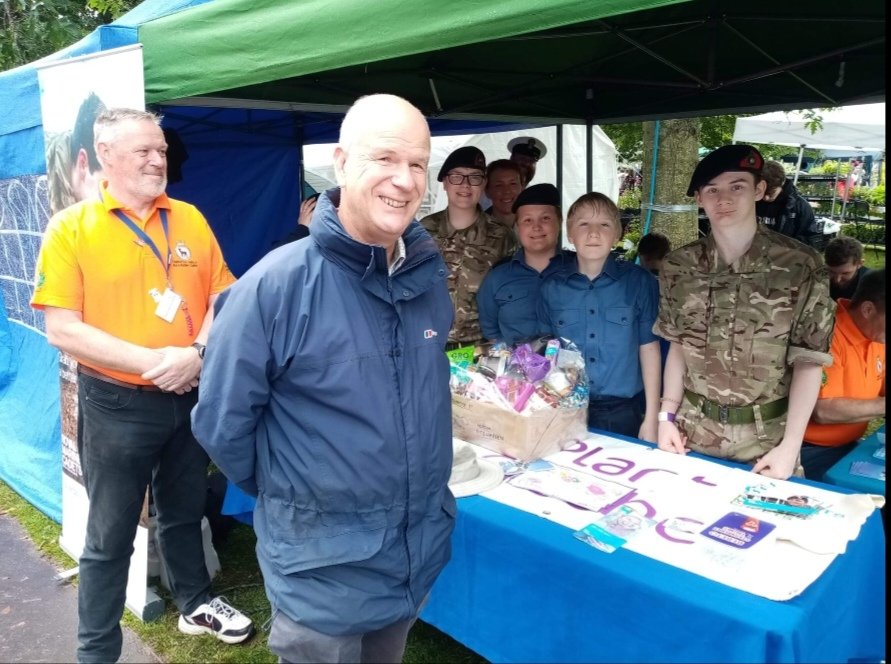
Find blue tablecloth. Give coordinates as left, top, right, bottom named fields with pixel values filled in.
left=823, top=426, right=886, bottom=495
left=421, top=431, right=886, bottom=663
left=222, top=435, right=886, bottom=662
left=421, top=491, right=885, bottom=663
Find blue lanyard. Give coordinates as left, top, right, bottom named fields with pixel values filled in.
left=113, top=209, right=171, bottom=277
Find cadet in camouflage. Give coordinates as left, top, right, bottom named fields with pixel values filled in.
left=421, top=146, right=513, bottom=346
left=422, top=208, right=513, bottom=346
left=654, top=144, right=835, bottom=480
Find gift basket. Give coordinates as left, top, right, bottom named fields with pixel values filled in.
left=449, top=338, right=589, bottom=461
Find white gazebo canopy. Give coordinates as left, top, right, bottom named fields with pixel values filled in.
left=733, top=103, right=885, bottom=152
left=733, top=103, right=885, bottom=184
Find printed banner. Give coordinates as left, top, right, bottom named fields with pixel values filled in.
left=35, top=45, right=160, bottom=619
left=477, top=433, right=878, bottom=601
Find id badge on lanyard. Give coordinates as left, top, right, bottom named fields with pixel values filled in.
left=149, top=287, right=183, bottom=322
left=114, top=209, right=181, bottom=323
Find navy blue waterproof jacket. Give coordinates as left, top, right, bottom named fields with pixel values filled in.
left=192, top=189, right=456, bottom=635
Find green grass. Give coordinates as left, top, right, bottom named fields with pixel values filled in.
left=862, top=245, right=885, bottom=270
left=0, top=481, right=486, bottom=663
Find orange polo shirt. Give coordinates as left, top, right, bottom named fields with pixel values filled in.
left=31, top=182, right=235, bottom=384
left=804, top=299, right=885, bottom=446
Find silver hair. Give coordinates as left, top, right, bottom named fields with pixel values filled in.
left=94, top=108, right=163, bottom=158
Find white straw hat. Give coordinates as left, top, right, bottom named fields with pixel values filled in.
left=449, top=439, right=504, bottom=498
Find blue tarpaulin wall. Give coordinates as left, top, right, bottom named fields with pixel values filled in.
left=159, top=106, right=528, bottom=276
left=0, top=1, right=215, bottom=522
left=0, top=0, right=532, bottom=521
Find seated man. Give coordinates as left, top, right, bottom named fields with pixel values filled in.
left=824, top=236, right=871, bottom=301
left=801, top=268, right=886, bottom=480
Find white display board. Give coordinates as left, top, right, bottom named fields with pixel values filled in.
left=36, top=45, right=164, bottom=621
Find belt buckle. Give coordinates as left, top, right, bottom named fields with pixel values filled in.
left=718, top=404, right=730, bottom=425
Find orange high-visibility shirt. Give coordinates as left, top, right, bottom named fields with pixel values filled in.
left=804, top=300, right=885, bottom=446
left=31, top=182, right=235, bottom=384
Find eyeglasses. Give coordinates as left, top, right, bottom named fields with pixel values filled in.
left=446, top=173, right=485, bottom=186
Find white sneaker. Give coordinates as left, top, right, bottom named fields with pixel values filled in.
left=178, top=596, right=254, bottom=644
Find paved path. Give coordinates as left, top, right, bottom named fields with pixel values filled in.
left=0, top=512, right=160, bottom=663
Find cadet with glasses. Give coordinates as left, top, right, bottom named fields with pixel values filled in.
left=421, top=146, right=513, bottom=350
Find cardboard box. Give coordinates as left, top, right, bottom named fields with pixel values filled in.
left=451, top=394, right=588, bottom=462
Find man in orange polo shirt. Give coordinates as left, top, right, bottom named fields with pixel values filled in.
left=31, top=108, right=252, bottom=663
left=802, top=268, right=886, bottom=480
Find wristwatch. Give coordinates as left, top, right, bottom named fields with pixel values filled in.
left=657, top=411, right=676, bottom=423
left=190, top=342, right=206, bottom=360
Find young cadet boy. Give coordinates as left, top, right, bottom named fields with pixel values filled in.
left=538, top=192, right=661, bottom=442
left=655, top=145, right=835, bottom=480
left=477, top=183, right=574, bottom=345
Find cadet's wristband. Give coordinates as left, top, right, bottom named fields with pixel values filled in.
left=658, top=411, right=676, bottom=423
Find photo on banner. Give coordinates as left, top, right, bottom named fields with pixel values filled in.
left=34, top=44, right=161, bottom=620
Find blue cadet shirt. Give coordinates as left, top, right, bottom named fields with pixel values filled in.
left=477, top=248, right=575, bottom=345
left=538, top=253, right=659, bottom=399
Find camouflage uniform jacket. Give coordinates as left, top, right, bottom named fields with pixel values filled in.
left=484, top=206, right=520, bottom=254
left=421, top=208, right=513, bottom=345
left=654, top=225, right=835, bottom=462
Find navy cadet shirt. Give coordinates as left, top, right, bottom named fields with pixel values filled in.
left=477, top=248, right=575, bottom=345
left=538, top=253, right=659, bottom=399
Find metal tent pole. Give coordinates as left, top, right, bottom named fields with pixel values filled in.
left=556, top=124, right=563, bottom=197
left=793, top=145, right=805, bottom=185
left=830, top=160, right=841, bottom=219
left=586, top=120, right=593, bottom=192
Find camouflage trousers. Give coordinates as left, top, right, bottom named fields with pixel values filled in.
left=677, top=393, right=804, bottom=477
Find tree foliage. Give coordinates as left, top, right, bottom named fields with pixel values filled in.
left=0, top=0, right=139, bottom=72
left=601, top=113, right=821, bottom=164
left=86, top=0, right=138, bottom=16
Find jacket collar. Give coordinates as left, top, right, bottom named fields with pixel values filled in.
left=563, top=251, right=619, bottom=285
left=311, top=188, right=443, bottom=291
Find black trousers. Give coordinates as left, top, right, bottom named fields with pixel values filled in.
left=800, top=440, right=857, bottom=481
left=587, top=391, right=645, bottom=439
left=76, top=373, right=211, bottom=663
